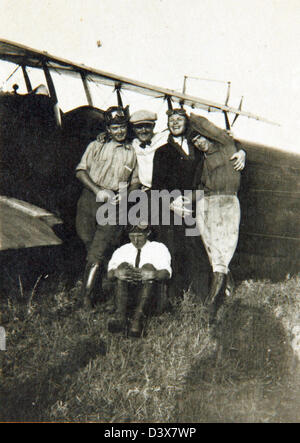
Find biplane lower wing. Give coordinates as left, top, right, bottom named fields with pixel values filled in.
left=0, top=197, right=63, bottom=251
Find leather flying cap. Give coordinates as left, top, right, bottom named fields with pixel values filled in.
left=130, top=110, right=157, bottom=125
left=105, top=105, right=129, bottom=126
left=188, top=113, right=231, bottom=144
left=166, top=108, right=187, bottom=118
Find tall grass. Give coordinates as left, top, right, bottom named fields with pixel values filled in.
left=0, top=275, right=299, bottom=422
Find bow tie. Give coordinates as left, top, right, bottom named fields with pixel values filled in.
left=140, top=141, right=151, bottom=149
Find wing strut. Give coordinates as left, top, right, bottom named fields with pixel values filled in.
left=80, top=72, right=93, bottom=106
left=166, top=95, right=173, bottom=112
left=42, top=63, right=61, bottom=126
left=21, top=65, right=32, bottom=92
left=232, top=96, right=244, bottom=127
left=223, top=110, right=231, bottom=131
left=114, top=83, right=124, bottom=108
left=223, top=81, right=231, bottom=131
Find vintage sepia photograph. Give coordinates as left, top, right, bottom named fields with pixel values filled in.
left=0, top=0, right=299, bottom=425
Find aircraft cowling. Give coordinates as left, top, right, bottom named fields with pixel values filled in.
left=0, top=95, right=106, bottom=240
left=0, top=93, right=62, bottom=209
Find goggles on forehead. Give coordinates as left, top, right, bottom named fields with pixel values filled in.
left=108, top=109, right=127, bottom=119
left=105, top=106, right=130, bottom=124
left=166, top=108, right=187, bottom=117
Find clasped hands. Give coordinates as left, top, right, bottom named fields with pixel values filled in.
left=115, top=263, right=157, bottom=283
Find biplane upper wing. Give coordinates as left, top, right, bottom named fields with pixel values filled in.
left=0, top=197, right=63, bottom=251
left=0, top=39, right=278, bottom=125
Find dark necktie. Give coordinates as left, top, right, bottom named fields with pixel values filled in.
left=135, top=248, right=141, bottom=268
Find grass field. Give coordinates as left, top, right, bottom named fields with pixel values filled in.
left=0, top=270, right=299, bottom=423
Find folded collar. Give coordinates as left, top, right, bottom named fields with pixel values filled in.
left=109, top=139, right=132, bottom=150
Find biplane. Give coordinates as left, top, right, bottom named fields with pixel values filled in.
left=0, top=39, right=299, bottom=280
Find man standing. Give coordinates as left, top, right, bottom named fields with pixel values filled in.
left=151, top=108, right=210, bottom=298
left=107, top=223, right=172, bottom=337
left=188, top=113, right=243, bottom=322
left=130, top=110, right=168, bottom=191
left=75, top=106, right=140, bottom=308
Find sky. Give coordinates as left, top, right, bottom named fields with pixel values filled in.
left=0, top=0, right=299, bottom=153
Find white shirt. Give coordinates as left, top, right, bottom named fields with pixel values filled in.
left=132, top=131, right=169, bottom=188
left=173, top=136, right=190, bottom=156
left=108, top=240, right=172, bottom=276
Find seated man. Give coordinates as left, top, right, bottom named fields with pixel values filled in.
left=107, top=223, right=172, bottom=337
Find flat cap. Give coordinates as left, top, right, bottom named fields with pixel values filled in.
left=130, top=110, right=157, bottom=125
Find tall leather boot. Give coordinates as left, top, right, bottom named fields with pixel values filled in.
left=81, top=262, right=101, bottom=309
left=129, top=281, right=154, bottom=338
left=207, top=272, right=226, bottom=324
left=225, top=271, right=235, bottom=297
left=108, top=280, right=128, bottom=333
